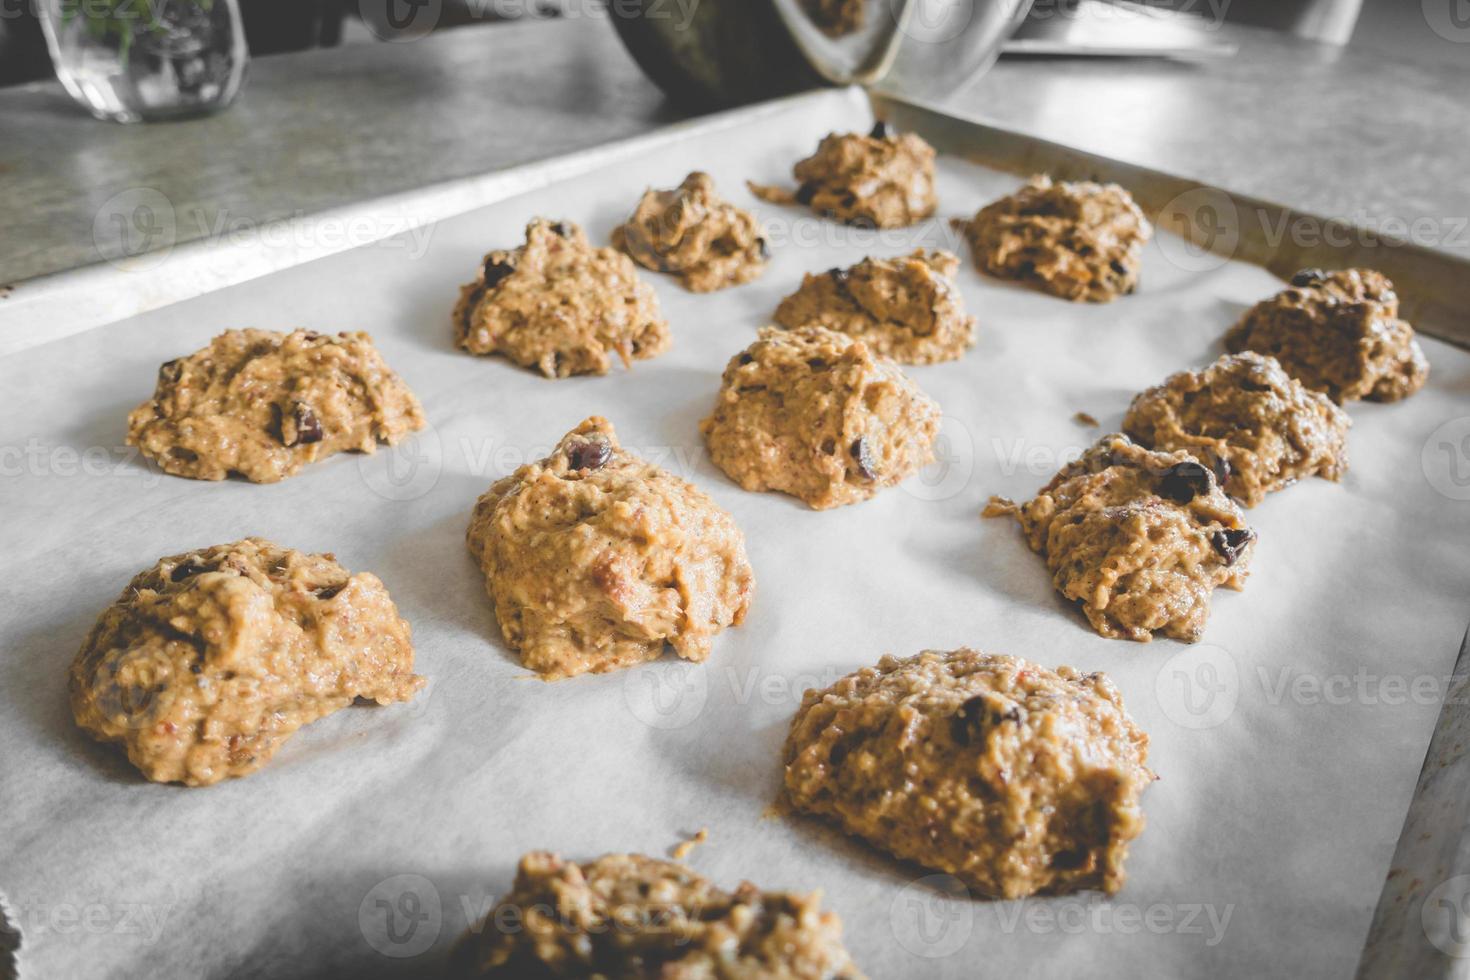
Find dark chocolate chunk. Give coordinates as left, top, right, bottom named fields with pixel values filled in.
left=850, top=436, right=878, bottom=481
left=756, top=237, right=770, bottom=261
left=949, top=695, right=1022, bottom=746
left=795, top=182, right=818, bottom=206
left=827, top=266, right=850, bottom=287
left=1211, top=527, right=1255, bottom=566
left=289, top=403, right=323, bottom=446
left=737, top=352, right=755, bottom=365
left=1290, top=268, right=1328, bottom=287
left=1158, top=460, right=1213, bottom=503
left=314, top=584, right=345, bottom=601
left=483, top=257, right=516, bottom=288
left=868, top=120, right=892, bottom=140
left=158, top=358, right=183, bottom=385
left=548, top=221, right=572, bottom=238
left=170, top=559, right=212, bottom=583
left=1210, top=453, right=1232, bottom=488
left=566, top=439, right=612, bottom=472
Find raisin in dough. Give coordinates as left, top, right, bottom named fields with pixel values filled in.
left=782, top=649, right=1152, bottom=899
left=454, top=219, right=670, bottom=378
left=1224, top=268, right=1429, bottom=403
left=451, top=852, right=865, bottom=979
left=701, top=326, right=941, bottom=510
left=986, top=434, right=1255, bottom=642
left=801, top=0, right=865, bottom=36
left=773, top=249, right=976, bottom=364
left=612, top=171, right=768, bottom=292
left=70, top=538, right=424, bottom=787
left=466, top=417, right=753, bottom=680
left=957, top=175, right=1152, bottom=302
left=1124, top=352, right=1351, bottom=508
left=126, top=328, right=425, bottom=483
left=749, top=123, right=937, bottom=228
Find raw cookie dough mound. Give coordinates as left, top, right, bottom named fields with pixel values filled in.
left=127, top=328, right=426, bottom=483
left=701, top=326, right=941, bottom=510
left=801, top=0, right=865, bottom=36
left=70, top=538, right=424, bottom=787
left=453, top=218, right=671, bottom=378
left=749, top=122, right=937, bottom=228
left=986, top=433, right=1255, bottom=642
left=782, top=649, right=1153, bottom=899
left=451, top=851, right=866, bottom=979
left=957, top=175, right=1152, bottom=302
left=1223, top=267, right=1429, bottom=403
left=466, top=417, right=754, bottom=680
left=1124, top=352, right=1351, bottom=508
left=773, top=249, right=976, bottom=364
left=612, top=171, right=769, bottom=292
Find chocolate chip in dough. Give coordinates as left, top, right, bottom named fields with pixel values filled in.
left=949, top=694, right=1022, bottom=745
left=548, top=222, right=572, bottom=238
left=483, top=257, right=516, bottom=288
left=567, top=439, right=612, bottom=472
left=1211, top=527, right=1255, bottom=566
left=1290, top=268, right=1328, bottom=287
left=1210, top=453, right=1232, bottom=488
left=289, top=403, right=323, bottom=446
left=159, top=358, right=183, bottom=384
left=850, top=436, right=878, bottom=481
left=795, top=183, right=818, bottom=206
left=868, top=120, right=892, bottom=140
left=1158, top=460, right=1213, bottom=503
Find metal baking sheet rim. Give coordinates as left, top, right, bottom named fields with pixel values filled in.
left=2, top=86, right=1466, bottom=980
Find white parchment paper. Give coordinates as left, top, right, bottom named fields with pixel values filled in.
left=2, top=88, right=1469, bottom=980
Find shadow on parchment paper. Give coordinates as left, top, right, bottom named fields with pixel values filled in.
left=4, top=605, right=147, bottom=786
left=226, top=862, right=522, bottom=980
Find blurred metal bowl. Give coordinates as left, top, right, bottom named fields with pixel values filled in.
left=610, top=0, right=1033, bottom=109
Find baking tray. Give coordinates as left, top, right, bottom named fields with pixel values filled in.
left=1, top=87, right=1467, bottom=979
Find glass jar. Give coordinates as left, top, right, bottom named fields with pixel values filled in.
left=38, top=0, right=249, bottom=123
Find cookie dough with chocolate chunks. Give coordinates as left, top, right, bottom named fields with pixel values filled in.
left=957, top=175, right=1152, bottom=302
left=1124, top=352, right=1351, bottom=508
left=454, top=218, right=670, bottom=378
left=1224, top=268, right=1429, bottom=403
left=451, top=851, right=865, bottom=979
left=986, top=433, right=1255, bottom=642
left=782, top=649, right=1153, bottom=899
left=773, top=249, right=976, bottom=364
left=612, top=171, right=769, bottom=292
left=749, top=122, right=937, bottom=228
left=701, top=326, right=941, bottom=510
left=127, top=328, right=425, bottom=483
left=466, top=417, right=753, bottom=680
left=70, top=538, right=425, bottom=787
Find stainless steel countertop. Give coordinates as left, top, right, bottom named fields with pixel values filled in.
left=2, top=14, right=1467, bottom=289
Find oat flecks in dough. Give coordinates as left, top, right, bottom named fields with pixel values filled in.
left=749, top=125, right=937, bottom=228
left=701, top=326, right=941, bottom=510
left=773, top=249, right=976, bottom=364
left=450, top=851, right=866, bottom=979
left=1224, top=267, right=1429, bottom=403
left=782, top=649, right=1153, bottom=899
left=70, top=538, right=425, bottom=787
left=801, top=0, right=866, bottom=36
left=454, top=218, right=670, bottom=378
left=1124, top=351, right=1351, bottom=508
left=466, top=417, right=754, bottom=680
left=958, top=175, right=1152, bottom=302
left=126, top=328, right=426, bottom=483
left=987, top=433, right=1255, bottom=642
left=612, top=171, right=768, bottom=292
